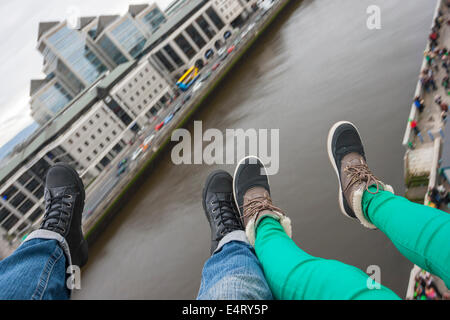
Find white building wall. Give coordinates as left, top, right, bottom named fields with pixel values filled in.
left=212, top=0, right=245, bottom=24
left=110, top=58, right=173, bottom=128
left=60, top=101, right=132, bottom=176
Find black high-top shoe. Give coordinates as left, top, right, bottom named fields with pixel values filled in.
left=40, top=163, right=88, bottom=267
left=202, top=170, right=243, bottom=254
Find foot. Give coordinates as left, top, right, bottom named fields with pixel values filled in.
left=327, top=121, right=394, bottom=229
left=41, top=163, right=88, bottom=267
left=233, top=156, right=291, bottom=245
left=202, top=170, right=243, bottom=254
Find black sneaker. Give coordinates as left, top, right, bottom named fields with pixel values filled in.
left=41, top=163, right=88, bottom=267
left=232, top=156, right=271, bottom=225
left=202, top=170, right=243, bottom=254
left=327, top=121, right=393, bottom=229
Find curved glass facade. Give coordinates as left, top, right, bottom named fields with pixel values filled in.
left=47, top=26, right=107, bottom=84
left=110, top=18, right=147, bottom=58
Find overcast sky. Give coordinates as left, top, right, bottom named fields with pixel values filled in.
left=0, top=0, right=173, bottom=148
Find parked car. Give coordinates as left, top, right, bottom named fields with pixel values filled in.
left=117, top=158, right=128, bottom=169
left=218, top=47, right=226, bottom=57
left=241, top=29, right=249, bottom=40
left=201, top=71, right=212, bottom=82
left=212, top=62, right=221, bottom=71
left=182, top=94, right=192, bottom=104
left=131, top=147, right=143, bottom=161
left=117, top=165, right=127, bottom=177
left=155, top=121, right=165, bottom=131
left=173, top=103, right=183, bottom=115
left=142, top=134, right=156, bottom=151
left=227, top=45, right=236, bottom=54
left=193, top=81, right=203, bottom=92
left=164, top=113, right=174, bottom=125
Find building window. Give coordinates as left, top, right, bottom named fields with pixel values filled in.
left=25, top=179, right=40, bottom=193
left=11, top=192, right=26, bottom=208
left=84, top=141, right=89, bottom=147
left=0, top=207, right=10, bottom=225
left=18, top=199, right=35, bottom=214
left=87, top=157, right=91, bottom=162
left=112, top=130, right=117, bottom=136
left=93, top=150, right=98, bottom=155
left=97, top=128, right=102, bottom=134
left=18, top=172, right=31, bottom=186
left=163, top=44, right=184, bottom=67
left=78, top=148, right=82, bottom=153
left=2, top=215, right=19, bottom=232
left=91, top=135, right=96, bottom=140
left=155, top=51, right=175, bottom=72
left=186, top=24, right=207, bottom=49
left=206, top=7, right=225, bottom=30
left=196, top=15, right=216, bottom=39
left=104, top=122, right=109, bottom=127
left=174, top=34, right=196, bottom=60
left=29, top=207, right=43, bottom=222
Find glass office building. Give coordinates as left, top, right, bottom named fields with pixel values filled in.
left=46, top=26, right=107, bottom=85
left=36, top=82, right=73, bottom=114
left=109, top=17, right=147, bottom=59
left=140, top=7, right=166, bottom=33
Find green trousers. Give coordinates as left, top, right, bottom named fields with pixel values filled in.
left=254, top=187, right=450, bottom=300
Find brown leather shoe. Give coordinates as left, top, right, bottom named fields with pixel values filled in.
left=233, top=156, right=291, bottom=245
left=327, top=121, right=394, bottom=229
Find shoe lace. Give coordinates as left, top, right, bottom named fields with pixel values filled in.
left=212, top=196, right=242, bottom=235
left=343, top=162, right=381, bottom=195
left=242, top=195, right=284, bottom=222
left=42, top=194, right=74, bottom=234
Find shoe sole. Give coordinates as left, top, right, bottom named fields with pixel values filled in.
left=326, top=121, right=362, bottom=220
left=232, top=155, right=271, bottom=217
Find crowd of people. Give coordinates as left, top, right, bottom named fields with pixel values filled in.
left=413, top=270, right=449, bottom=300
left=427, top=184, right=450, bottom=209
left=409, top=8, right=450, bottom=145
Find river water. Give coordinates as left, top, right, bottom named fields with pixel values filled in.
left=74, top=0, right=437, bottom=299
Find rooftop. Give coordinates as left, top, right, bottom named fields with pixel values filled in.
left=37, top=21, right=59, bottom=41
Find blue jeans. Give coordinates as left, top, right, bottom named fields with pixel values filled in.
left=197, top=231, right=274, bottom=300
left=0, top=234, right=70, bottom=300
